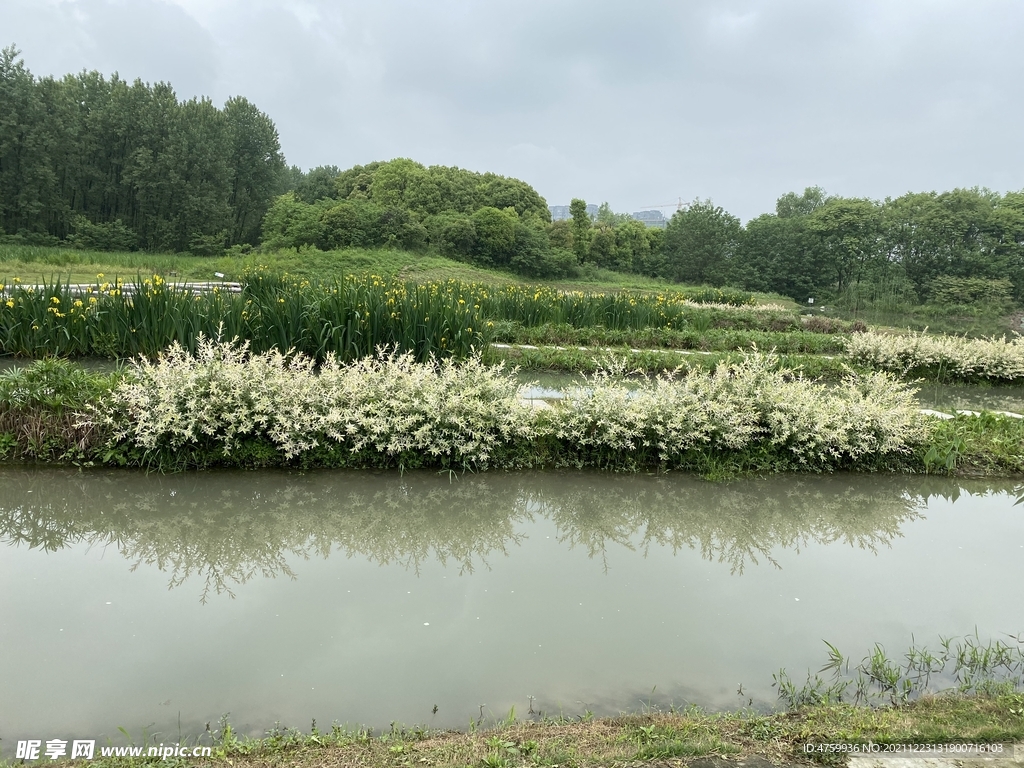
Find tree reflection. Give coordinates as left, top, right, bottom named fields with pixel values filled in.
left=0, top=469, right=1017, bottom=601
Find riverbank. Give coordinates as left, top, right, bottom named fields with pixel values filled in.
left=54, top=695, right=1024, bottom=768
left=2, top=344, right=1024, bottom=476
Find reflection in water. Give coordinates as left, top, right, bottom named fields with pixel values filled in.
left=2, top=469, right=1017, bottom=601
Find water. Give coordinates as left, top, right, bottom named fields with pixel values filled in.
left=0, top=468, right=1021, bottom=750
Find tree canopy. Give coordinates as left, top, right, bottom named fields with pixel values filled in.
left=0, top=46, right=285, bottom=253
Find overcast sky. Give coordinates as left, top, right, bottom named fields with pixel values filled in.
left=4, top=0, right=1023, bottom=221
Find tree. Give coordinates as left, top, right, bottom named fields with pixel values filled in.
left=663, top=200, right=741, bottom=285
left=569, top=198, right=590, bottom=264
left=0, top=46, right=56, bottom=237
left=470, top=206, right=517, bottom=266
left=809, top=197, right=883, bottom=294
left=595, top=202, right=632, bottom=226
left=737, top=214, right=827, bottom=301
left=224, top=96, right=285, bottom=244
left=776, top=186, right=829, bottom=218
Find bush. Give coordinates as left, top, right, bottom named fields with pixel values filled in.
left=67, top=216, right=138, bottom=252
left=92, top=338, right=535, bottom=470
left=846, top=330, right=1024, bottom=382
left=82, top=341, right=929, bottom=473
left=0, top=359, right=114, bottom=460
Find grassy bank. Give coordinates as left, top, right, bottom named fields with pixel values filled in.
left=33, top=694, right=1024, bottom=768
left=0, top=243, right=790, bottom=302
left=484, top=345, right=861, bottom=379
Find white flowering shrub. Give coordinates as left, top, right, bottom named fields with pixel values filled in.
left=313, top=352, right=536, bottom=465
left=547, top=354, right=928, bottom=466
left=847, top=331, right=1024, bottom=382
left=94, top=337, right=535, bottom=468
left=93, top=340, right=929, bottom=471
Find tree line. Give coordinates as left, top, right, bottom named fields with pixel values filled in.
left=4, top=46, right=1022, bottom=305
left=0, top=46, right=285, bottom=253
left=655, top=187, right=1024, bottom=306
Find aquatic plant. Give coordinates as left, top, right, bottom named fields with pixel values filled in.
left=774, top=633, right=1024, bottom=708
left=0, top=273, right=799, bottom=362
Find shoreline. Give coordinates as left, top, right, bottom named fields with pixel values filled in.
left=11, top=695, right=1021, bottom=768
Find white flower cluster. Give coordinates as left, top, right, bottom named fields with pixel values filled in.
left=547, top=354, right=927, bottom=465
left=679, top=300, right=790, bottom=313
left=95, top=338, right=535, bottom=466
left=846, top=331, right=1024, bottom=382
left=95, top=340, right=928, bottom=469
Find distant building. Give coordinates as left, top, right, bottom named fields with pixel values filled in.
left=631, top=210, right=667, bottom=228
left=549, top=204, right=599, bottom=221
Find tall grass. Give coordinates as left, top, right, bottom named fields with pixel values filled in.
left=2, top=272, right=800, bottom=360
left=1, top=272, right=486, bottom=361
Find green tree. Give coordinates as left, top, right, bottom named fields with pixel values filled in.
left=776, top=186, right=829, bottom=218
left=224, top=96, right=285, bottom=244
left=663, top=200, right=741, bottom=285
left=569, top=198, right=590, bottom=264
left=737, top=213, right=827, bottom=301
left=809, top=197, right=884, bottom=294
left=470, top=206, right=517, bottom=266
left=0, top=46, right=56, bottom=237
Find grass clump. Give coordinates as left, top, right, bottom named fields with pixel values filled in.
left=490, top=321, right=850, bottom=353
left=0, top=358, right=114, bottom=461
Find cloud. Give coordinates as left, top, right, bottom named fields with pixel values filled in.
left=3, top=0, right=1024, bottom=219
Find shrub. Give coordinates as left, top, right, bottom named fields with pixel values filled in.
left=548, top=354, right=927, bottom=469
left=0, top=359, right=113, bottom=460
left=85, top=341, right=928, bottom=473
left=91, top=338, right=535, bottom=470
left=846, top=330, right=1024, bottom=383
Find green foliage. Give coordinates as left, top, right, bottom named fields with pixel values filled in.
left=923, top=412, right=1024, bottom=474
left=928, top=276, right=1015, bottom=312
left=490, top=322, right=848, bottom=353
left=333, top=159, right=549, bottom=221
left=67, top=216, right=138, bottom=252
left=0, top=357, right=114, bottom=460
left=470, top=206, right=517, bottom=266
left=569, top=198, right=590, bottom=264
left=775, top=634, right=1024, bottom=709
left=0, top=272, right=487, bottom=361
left=664, top=200, right=742, bottom=285
left=0, top=47, right=284, bottom=252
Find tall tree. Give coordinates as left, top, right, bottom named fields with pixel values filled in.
left=224, top=96, right=285, bottom=244
left=663, top=200, right=741, bottom=285
left=569, top=198, right=590, bottom=264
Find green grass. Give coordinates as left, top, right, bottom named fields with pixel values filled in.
left=31, top=695, right=1023, bottom=768
left=0, top=243, right=777, bottom=301
left=922, top=412, right=1024, bottom=474
left=0, top=272, right=487, bottom=361
left=491, top=322, right=850, bottom=353
left=484, top=344, right=862, bottom=379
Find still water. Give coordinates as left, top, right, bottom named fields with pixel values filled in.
left=0, top=468, right=1022, bottom=748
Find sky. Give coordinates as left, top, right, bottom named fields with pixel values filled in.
left=4, top=0, right=1023, bottom=221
